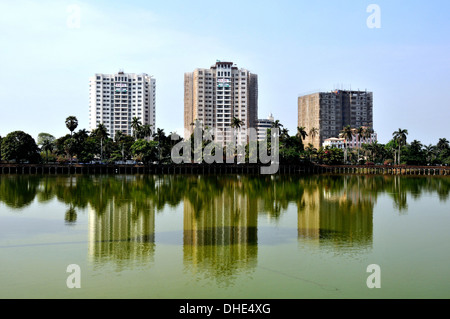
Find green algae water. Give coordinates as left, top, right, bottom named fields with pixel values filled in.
left=0, top=174, right=449, bottom=299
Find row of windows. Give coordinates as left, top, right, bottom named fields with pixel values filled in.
left=96, top=75, right=147, bottom=81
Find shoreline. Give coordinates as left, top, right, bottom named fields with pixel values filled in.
left=0, top=163, right=449, bottom=176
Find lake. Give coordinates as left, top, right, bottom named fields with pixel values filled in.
left=0, top=174, right=449, bottom=299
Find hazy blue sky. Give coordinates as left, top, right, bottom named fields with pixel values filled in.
left=0, top=0, right=449, bottom=145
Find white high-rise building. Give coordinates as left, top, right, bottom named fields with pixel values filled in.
left=89, top=70, right=156, bottom=139
left=184, top=61, right=258, bottom=146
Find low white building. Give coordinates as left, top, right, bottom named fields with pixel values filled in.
left=323, top=137, right=346, bottom=149
left=323, top=131, right=378, bottom=149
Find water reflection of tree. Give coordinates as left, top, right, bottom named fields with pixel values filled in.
left=64, top=205, right=77, bottom=224
left=1, top=174, right=449, bottom=216
left=0, top=175, right=40, bottom=209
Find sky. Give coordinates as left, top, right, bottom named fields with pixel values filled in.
left=0, top=0, right=449, bottom=145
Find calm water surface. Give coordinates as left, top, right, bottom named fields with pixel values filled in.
left=0, top=174, right=449, bottom=299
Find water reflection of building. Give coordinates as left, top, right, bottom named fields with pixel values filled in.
left=183, top=187, right=258, bottom=285
left=88, top=199, right=156, bottom=267
left=298, top=183, right=374, bottom=250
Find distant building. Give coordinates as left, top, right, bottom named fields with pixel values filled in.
left=89, top=70, right=156, bottom=138
left=323, top=137, right=346, bottom=149
left=184, top=61, right=258, bottom=145
left=256, top=113, right=274, bottom=141
left=298, top=90, right=373, bottom=149
left=323, top=129, right=378, bottom=149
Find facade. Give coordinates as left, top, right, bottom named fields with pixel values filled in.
left=256, top=113, right=274, bottom=141
left=184, top=61, right=258, bottom=145
left=298, top=90, right=373, bottom=149
left=89, top=70, right=156, bottom=139
left=323, top=129, right=378, bottom=149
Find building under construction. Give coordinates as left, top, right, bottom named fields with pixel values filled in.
left=298, top=90, right=373, bottom=149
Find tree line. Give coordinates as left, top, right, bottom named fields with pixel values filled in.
left=0, top=116, right=449, bottom=166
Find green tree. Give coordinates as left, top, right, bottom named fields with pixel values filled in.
left=230, top=117, right=244, bottom=130
left=309, top=127, right=319, bottom=139
left=317, top=146, right=344, bottom=165
left=271, top=119, right=283, bottom=130
left=424, top=144, right=436, bottom=164
left=296, top=126, right=308, bottom=141
left=37, top=133, right=56, bottom=163
left=437, top=138, right=449, bottom=152
left=37, top=133, right=55, bottom=146
left=305, top=143, right=317, bottom=162
left=230, top=117, right=244, bottom=146
left=340, top=125, right=354, bottom=163
left=296, top=126, right=308, bottom=150
left=130, top=139, right=158, bottom=164
left=280, top=128, right=290, bottom=141
left=403, top=140, right=424, bottom=165
left=355, top=126, right=366, bottom=163
left=64, top=138, right=76, bottom=164
left=392, top=128, right=408, bottom=165
left=131, top=117, right=142, bottom=139
left=54, top=134, right=71, bottom=158
left=65, top=116, right=78, bottom=136
left=137, top=124, right=153, bottom=140
left=436, top=138, right=450, bottom=164
left=41, top=139, right=54, bottom=163
left=1, top=131, right=40, bottom=163
left=153, top=128, right=168, bottom=163
left=92, top=123, right=109, bottom=161
left=113, top=132, right=135, bottom=162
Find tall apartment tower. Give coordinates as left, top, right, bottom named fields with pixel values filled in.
left=89, top=70, right=156, bottom=139
left=298, top=90, right=373, bottom=149
left=184, top=61, right=258, bottom=145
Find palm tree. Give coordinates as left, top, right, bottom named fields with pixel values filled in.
left=93, top=123, right=108, bottom=161
left=153, top=128, right=166, bottom=163
left=230, top=117, right=244, bottom=144
left=309, top=127, right=319, bottom=148
left=410, top=140, right=423, bottom=152
left=437, top=138, right=449, bottom=151
left=131, top=117, right=142, bottom=139
left=355, top=126, right=366, bottom=163
left=115, top=131, right=126, bottom=162
left=281, top=128, right=290, bottom=140
left=392, top=128, right=408, bottom=165
left=137, top=124, right=153, bottom=140
left=65, top=116, right=78, bottom=136
left=41, top=139, right=54, bottom=163
left=230, top=117, right=244, bottom=129
left=271, top=120, right=283, bottom=130
left=143, top=124, right=153, bottom=139
left=309, top=127, right=319, bottom=139
left=305, top=143, right=317, bottom=162
left=296, top=126, right=308, bottom=141
left=356, top=126, right=365, bottom=146
left=340, top=125, right=354, bottom=163
left=424, top=144, right=436, bottom=164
